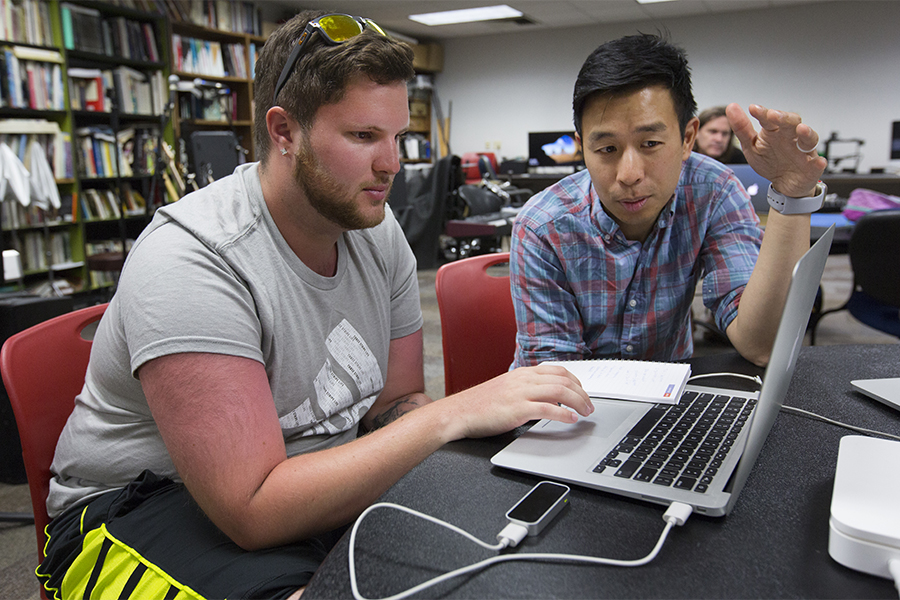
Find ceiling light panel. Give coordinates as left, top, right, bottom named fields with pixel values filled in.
left=409, top=4, right=524, bottom=26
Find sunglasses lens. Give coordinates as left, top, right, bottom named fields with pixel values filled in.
left=363, top=19, right=387, bottom=37
left=318, top=14, right=364, bottom=42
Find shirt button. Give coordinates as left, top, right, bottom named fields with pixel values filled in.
left=625, top=344, right=634, bottom=353
left=629, top=299, right=637, bottom=308
left=604, top=234, right=611, bottom=241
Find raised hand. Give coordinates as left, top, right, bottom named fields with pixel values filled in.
left=726, top=103, right=827, bottom=198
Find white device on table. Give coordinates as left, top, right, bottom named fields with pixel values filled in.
left=500, top=481, right=569, bottom=541
left=851, top=378, right=900, bottom=413
left=829, top=435, right=900, bottom=588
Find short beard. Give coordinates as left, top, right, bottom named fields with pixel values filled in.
left=292, top=142, right=389, bottom=231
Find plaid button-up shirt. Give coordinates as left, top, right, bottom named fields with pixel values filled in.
left=511, top=153, right=762, bottom=368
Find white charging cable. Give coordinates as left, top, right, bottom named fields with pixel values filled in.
left=687, top=372, right=763, bottom=387
left=348, top=500, right=692, bottom=600
left=687, top=371, right=900, bottom=442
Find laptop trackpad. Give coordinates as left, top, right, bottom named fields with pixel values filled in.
left=531, top=399, right=642, bottom=439
left=493, top=400, right=646, bottom=470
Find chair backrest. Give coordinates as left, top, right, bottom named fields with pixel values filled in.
left=0, top=303, right=107, bottom=563
left=849, top=209, right=900, bottom=306
left=435, top=253, right=516, bottom=396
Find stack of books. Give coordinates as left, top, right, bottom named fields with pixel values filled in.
left=69, top=67, right=165, bottom=115
left=60, top=3, right=160, bottom=62
left=0, top=46, right=65, bottom=111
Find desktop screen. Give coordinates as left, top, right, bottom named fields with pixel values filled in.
left=892, top=121, right=900, bottom=160
left=528, top=131, right=584, bottom=167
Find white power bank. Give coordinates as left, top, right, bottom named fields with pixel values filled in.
left=829, top=435, right=900, bottom=578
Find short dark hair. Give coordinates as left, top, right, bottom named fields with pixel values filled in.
left=253, top=10, right=416, bottom=163
left=573, top=33, right=697, bottom=138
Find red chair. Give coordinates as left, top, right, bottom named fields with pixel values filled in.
left=460, top=152, right=499, bottom=184
left=0, top=303, right=107, bottom=573
left=435, top=253, right=516, bottom=396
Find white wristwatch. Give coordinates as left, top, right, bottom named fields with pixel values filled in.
left=766, top=182, right=827, bottom=215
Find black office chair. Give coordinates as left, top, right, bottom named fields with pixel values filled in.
left=810, top=209, right=900, bottom=343
left=189, top=130, right=243, bottom=187
left=398, top=156, right=463, bottom=269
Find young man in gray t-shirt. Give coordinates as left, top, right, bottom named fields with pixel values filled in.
left=38, top=11, right=593, bottom=599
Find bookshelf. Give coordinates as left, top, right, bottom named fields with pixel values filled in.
left=168, top=19, right=262, bottom=176
left=0, top=25, right=84, bottom=294
left=58, top=0, right=169, bottom=294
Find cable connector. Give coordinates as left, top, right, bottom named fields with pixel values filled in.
left=496, top=522, right=529, bottom=548
left=888, top=557, right=900, bottom=596
left=662, top=502, right=693, bottom=526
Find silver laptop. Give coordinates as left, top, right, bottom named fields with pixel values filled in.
left=731, top=164, right=772, bottom=213
left=851, top=378, right=900, bottom=412
left=492, top=225, right=835, bottom=517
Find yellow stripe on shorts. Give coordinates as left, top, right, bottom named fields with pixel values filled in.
left=53, top=524, right=206, bottom=600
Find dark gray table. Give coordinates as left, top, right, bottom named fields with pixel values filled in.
left=306, top=344, right=900, bottom=599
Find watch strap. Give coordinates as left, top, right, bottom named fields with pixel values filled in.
left=767, top=182, right=827, bottom=215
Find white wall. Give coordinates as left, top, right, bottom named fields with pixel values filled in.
left=434, top=0, right=900, bottom=174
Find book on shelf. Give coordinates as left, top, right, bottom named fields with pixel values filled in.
left=60, top=3, right=104, bottom=55
left=74, top=125, right=159, bottom=179
left=101, top=16, right=159, bottom=63
left=61, top=3, right=160, bottom=62
left=77, top=184, right=145, bottom=220
left=249, top=42, right=260, bottom=79
left=8, top=228, right=75, bottom=272
left=0, top=121, right=73, bottom=179
left=0, top=0, right=54, bottom=47
left=74, top=126, right=117, bottom=178
left=162, top=1, right=261, bottom=36
left=541, top=359, right=692, bottom=405
left=71, top=67, right=167, bottom=114
left=177, top=85, right=236, bottom=122
left=0, top=191, right=72, bottom=229
left=81, top=188, right=121, bottom=220
left=112, top=66, right=165, bottom=114
left=85, top=237, right=133, bottom=287
left=118, top=126, right=159, bottom=176
left=0, top=45, right=65, bottom=110
left=121, top=182, right=146, bottom=215
left=68, top=67, right=108, bottom=112
left=172, top=34, right=247, bottom=78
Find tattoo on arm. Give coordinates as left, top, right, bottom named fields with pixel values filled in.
left=368, top=394, right=428, bottom=431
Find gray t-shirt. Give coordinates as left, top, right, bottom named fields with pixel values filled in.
left=48, top=162, right=423, bottom=518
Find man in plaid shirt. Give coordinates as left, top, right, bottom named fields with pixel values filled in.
left=511, top=33, right=827, bottom=369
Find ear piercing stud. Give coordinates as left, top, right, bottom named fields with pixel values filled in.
left=280, top=148, right=288, bottom=156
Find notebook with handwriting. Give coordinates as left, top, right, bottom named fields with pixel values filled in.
left=543, top=359, right=691, bottom=405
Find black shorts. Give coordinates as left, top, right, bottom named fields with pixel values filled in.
left=37, top=470, right=346, bottom=599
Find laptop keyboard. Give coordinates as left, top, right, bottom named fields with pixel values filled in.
left=592, top=391, right=757, bottom=493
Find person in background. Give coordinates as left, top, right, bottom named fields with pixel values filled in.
left=38, top=10, right=592, bottom=599
left=694, top=105, right=747, bottom=164
left=510, top=33, right=826, bottom=369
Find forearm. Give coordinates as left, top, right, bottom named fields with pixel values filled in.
left=219, top=397, right=453, bottom=550
left=726, top=211, right=810, bottom=365
left=362, top=391, right=431, bottom=432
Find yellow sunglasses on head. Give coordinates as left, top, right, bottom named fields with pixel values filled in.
left=272, top=13, right=387, bottom=106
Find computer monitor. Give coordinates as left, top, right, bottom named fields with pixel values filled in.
left=891, top=121, right=900, bottom=160
left=528, top=131, right=583, bottom=168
